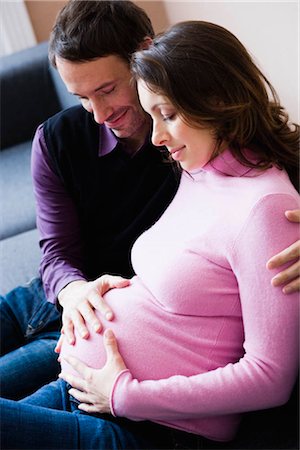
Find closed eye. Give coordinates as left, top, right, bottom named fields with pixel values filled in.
left=101, top=86, right=115, bottom=95
left=163, top=113, right=176, bottom=122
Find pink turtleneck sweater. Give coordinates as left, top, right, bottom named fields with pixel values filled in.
left=61, top=150, right=299, bottom=442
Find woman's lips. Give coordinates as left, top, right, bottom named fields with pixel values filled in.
left=169, top=146, right=185, bottom=160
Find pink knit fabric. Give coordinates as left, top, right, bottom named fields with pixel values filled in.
left=61, top=149, right=299, bottom=441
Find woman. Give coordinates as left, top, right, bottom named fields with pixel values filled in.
left=1, top=21, right=299, bottom=450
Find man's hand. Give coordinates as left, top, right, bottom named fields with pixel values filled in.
left=267, top=209, right=300, bottom=294
left=59, top=329, right=126, bottom=414
left=57, top=275, right=130, bottom=347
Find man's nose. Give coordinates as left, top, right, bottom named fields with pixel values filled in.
left=91, top=98, right=113, bottom=125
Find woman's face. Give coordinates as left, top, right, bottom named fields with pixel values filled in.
left=137, top=80, right=217, bottom=172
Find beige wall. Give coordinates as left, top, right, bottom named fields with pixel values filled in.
left=25, top=1, right=67, bottom=42
left=25, top=0, right=298, bottom=122
left=136, top=1, right=170, bottom=33
left=25, top=1, right=169, bottom=42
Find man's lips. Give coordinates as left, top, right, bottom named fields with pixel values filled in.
left=105, top=109, right=128, bottom=128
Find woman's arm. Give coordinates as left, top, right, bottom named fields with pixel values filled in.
left=109, top=194, right=299, bottom=421
left=60, top=194, right=299, bottom=421
left=267, top=209, right=300, bottom=294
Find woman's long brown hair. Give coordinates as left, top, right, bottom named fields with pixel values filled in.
left=131, top=21, right=299, bottom=189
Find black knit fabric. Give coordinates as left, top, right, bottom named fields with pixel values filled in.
left=43, top=105, right=180, bottom=280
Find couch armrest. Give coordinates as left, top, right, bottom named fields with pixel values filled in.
left=0, top=41, right=62, bottom=149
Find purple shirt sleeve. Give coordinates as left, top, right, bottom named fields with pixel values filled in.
left=31, top=125, right=86, bottom=303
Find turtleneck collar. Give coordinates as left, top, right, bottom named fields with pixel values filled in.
left=184, top=148, right=258, bottom=181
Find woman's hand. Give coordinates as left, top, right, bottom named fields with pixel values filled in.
left=267, top=209, right=300, bottom=294
left=59, top=329, right=127, bottom=414
left=56, top=275, right=130, bottom=349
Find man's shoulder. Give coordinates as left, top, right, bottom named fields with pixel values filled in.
left=44, top=105, right=96, bottom=132
left=41, top=105, right=101, bottom=164
left=42, top=105, right=100, bottom=152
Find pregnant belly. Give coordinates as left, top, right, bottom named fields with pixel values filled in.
left=60, top=277, right=165, bottom=379
left=60, top=277, right=243, bottom=381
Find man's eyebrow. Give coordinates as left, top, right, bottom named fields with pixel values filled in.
left=71, top=81, right=115, bottom=97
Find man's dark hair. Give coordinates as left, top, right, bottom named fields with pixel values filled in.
left=49, top=0, right=154, bottom=66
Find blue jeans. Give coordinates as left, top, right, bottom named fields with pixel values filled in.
left=0, top=379, right=229, bottom=449
left=0, top=278, right=61, bottom=399
left=0, top=379, right=176, bottom=449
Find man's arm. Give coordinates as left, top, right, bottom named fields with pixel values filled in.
left=267, top=209, right=300, bottom=294
left=31, top=125, right=118, bottom=343
left=31, top=125, right=86, bottom=302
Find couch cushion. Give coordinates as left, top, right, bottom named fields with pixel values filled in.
left=0, top=141, right=36, bottom=240
left=0, top=42, right=62, bottom=149
left=0, top=228, right=40, bottom=295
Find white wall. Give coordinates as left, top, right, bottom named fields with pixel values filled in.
left=143, top=1, right=299, bottom=123
left=0, top=0, right=36, bottom=56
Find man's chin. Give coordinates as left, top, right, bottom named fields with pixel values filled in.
left=109, top=117, right=149, bottom=141
left=110, top=127, right=129, bottom=138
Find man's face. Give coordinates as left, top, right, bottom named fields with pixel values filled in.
left=56, top=55, right=149, bottom=142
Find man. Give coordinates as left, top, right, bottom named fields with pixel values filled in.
left=1, top=0, right=299, bottom=401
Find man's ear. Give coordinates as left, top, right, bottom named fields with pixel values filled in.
left=139, top=36, right=153, bottom=50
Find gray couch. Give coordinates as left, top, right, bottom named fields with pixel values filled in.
left=0, top=42, right=298, bottom=449
left=0, top=41, right=78, bottom=295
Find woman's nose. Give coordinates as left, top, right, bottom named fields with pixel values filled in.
left=151, top=122, right=169, bottom=147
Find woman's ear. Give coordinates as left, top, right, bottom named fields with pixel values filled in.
left=139, top=36, right=153, bottom=50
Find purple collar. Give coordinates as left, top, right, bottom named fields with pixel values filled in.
left=99, top=125, right=118, bottom=157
